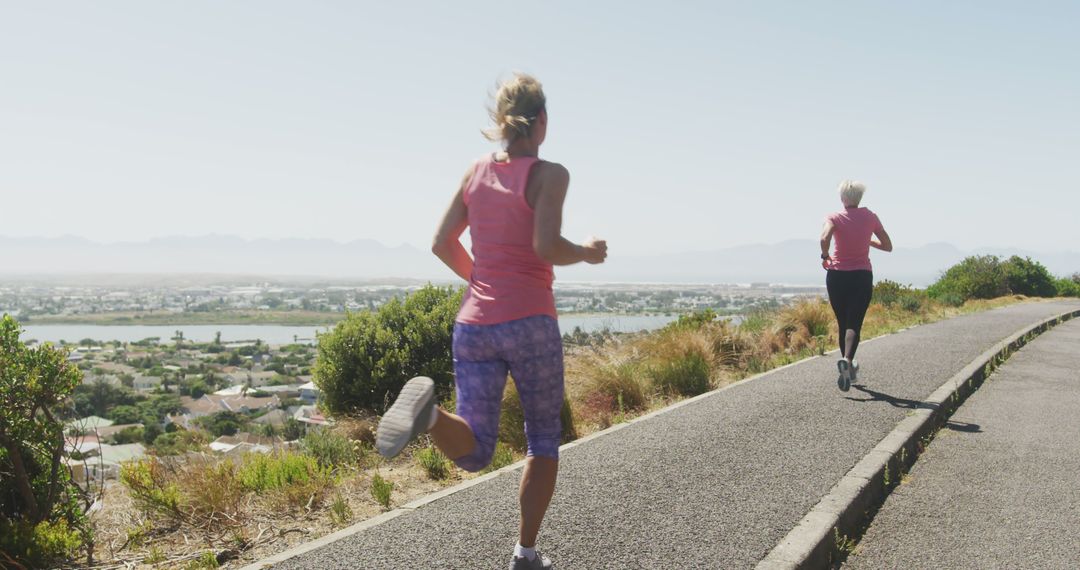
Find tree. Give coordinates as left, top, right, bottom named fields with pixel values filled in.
left=72, top=379, right=138, bottom=418
left=108, top=405, right=142, bottom=425
left=141, top=422, right=163, bottom=446
left=0, top=316, right=87, bottom=566
left=195, top=411, right=246, bottom=437
left=135, top=394, right=182, bottom=423
left=315, top=285, right=462, bottom=415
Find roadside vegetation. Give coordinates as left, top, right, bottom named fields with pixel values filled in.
left=0, top=316, right=91, bottom=569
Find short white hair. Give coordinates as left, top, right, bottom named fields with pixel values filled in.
left=838, top=180, right=865, bottom=207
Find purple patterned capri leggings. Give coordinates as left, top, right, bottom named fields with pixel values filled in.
left=451, top=315, right=565, bottom=472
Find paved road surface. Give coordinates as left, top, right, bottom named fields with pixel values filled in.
left=843, top=317, right=1080, bottom=570
left=270, top=301, right=1079, bottom=570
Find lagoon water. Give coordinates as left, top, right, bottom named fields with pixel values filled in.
left=21, top=314, right=682, bottom=345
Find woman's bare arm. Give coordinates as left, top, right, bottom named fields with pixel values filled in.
left=531, top=162, right=606, bottom=265
left=819, top=220, right=835, bottom=268
left=870, top=225, right=893, bottom=252
left=431, top=169, right=475, bottom=281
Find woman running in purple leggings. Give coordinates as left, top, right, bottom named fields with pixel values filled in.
left=375, top=73, right=607, bottom=570
left=820, top=180, right=892, bottom=392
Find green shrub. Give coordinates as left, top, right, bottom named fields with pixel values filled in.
left=112, top=425, right=145, bottom=444
left=301, top=429, right=356, bottom=469
left=0, top=316, right=88, bottom=568
left=236, top=452, right=327, bottom=493
left=150, top=430, right=208, bottom=456
left=121, top=459, right=184, bottom=521
left=415, top=446, right=451, bottom=480
left=1055, top=277, right=1080, bottom=297
left=237, top=451, right=333, bottom=510
left=898, top=294, right=924, bottom=313
left=938, top=292, right=965, bottom=307
left=1002, top=256, right=1057, bottom=297
left=499, top=383, right=578, bottom=452
left=314, top=285, right=462, bottom=415
left=929, top=255, right=1063, bottom=301
left=648, top=351, right=711, bottom=397
left=182, top=460, right=246, bottom=526
left=928, top=255, right=1008, bottom=301
left=872, top=279, right=906, bottom=307
left=145, top=546, right=166, bottom=564
left=665, top=309, right=717, bottom=331
left=370, top=474, right=393, bottom=510
left=738, top=309, right=772, bottom=333
left=185, top=551, right=220, bottom=569
left=0, top=518, right=83, bottom=569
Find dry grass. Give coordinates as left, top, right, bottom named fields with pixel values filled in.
left=93, top=442, right=463, bottom=569
left=562, top=295, right=1034, bottom=435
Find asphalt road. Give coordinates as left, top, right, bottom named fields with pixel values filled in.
left=270, top=301, right=1080, bottom=570
left=843, top=316, right=1080, bottom=570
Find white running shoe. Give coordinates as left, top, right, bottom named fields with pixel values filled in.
left=837, top=359, right=851, bottom=392
left=375, top=376, right=436, bottom=459
left=510, top=553, right=553, bottom=570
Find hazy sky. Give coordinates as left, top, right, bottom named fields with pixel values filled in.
left=2, top=2, right=1077, bottom=255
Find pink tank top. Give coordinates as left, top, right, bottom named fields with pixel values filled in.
left=456, top=154, right=557, bottom=325
left=826, top=207, right=883, bottom=272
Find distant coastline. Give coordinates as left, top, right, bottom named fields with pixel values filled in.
left=17, top=309, right=711, bottom=327
left=19, top=310, right=346, bottom=326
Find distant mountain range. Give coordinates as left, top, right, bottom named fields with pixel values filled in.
left=2, top=235, right=1078, bottom=287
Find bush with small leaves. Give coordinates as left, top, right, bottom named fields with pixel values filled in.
left=301, top=429, right=356, bottom=469
left=315, top=285, right=462, bottom=415
left=370, top=474, right=394, bottom=510
left=144, top=546, right=166, bottom=564
left=1054, top=277, right=1080, bottom=297
left=928, top=255, right=1008, bottom=301
left=1002, top=255, right=1056, bottom=297
left=415, top=446, right=451, bottom=480
left=898, top=294, right=923, bottom=313
left=185, top=551, right=220, bottom=569
left=0, top=316, right=88, bottom=568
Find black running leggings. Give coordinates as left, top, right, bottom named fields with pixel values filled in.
left=826, top=270, right=873, bottom=359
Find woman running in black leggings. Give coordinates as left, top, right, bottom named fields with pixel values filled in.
left=820, top=180, right=892, bottom=391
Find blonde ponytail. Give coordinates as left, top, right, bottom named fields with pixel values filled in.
left=483, top=73, right=546, bottom=143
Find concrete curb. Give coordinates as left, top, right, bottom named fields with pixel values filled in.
left=755, top=308, right=1080, bottom=570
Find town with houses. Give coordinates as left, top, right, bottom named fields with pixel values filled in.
left=58, top=336, right=325, bottom=490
